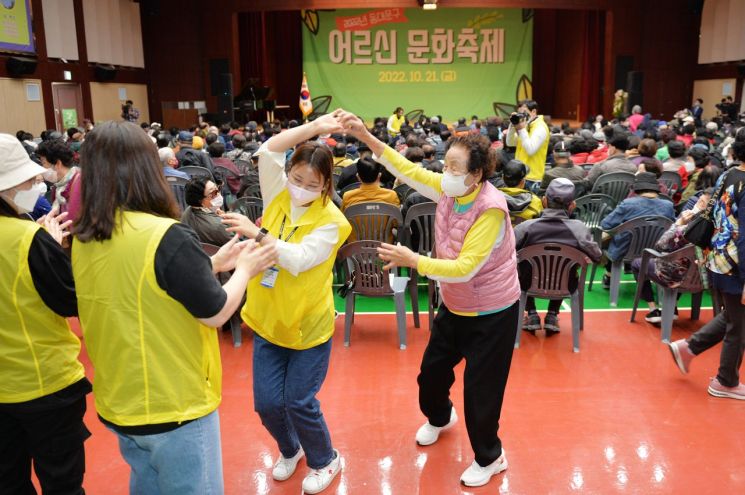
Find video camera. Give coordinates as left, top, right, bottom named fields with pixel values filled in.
left=510, top=112, right=529, bottom=126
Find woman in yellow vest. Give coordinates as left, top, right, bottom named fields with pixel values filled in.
left=387, top=106, right=405, bottom=138
left=222, top=113, right=352, bottom=494
left=0, top=133, right=91, bottom=494
left=71, top=122, right=277, bottom=495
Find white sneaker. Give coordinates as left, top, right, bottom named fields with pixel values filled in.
left=272, top=447, right=304, bottom=481
left=301, top=449, right=341, bottom=494
left=460, top=450, right=508, bottom=487
left=415, top=408, right=457, bottom=446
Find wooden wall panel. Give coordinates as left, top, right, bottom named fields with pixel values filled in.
left=89, top=82, right=149, bottom=124
left=0, top=78, right=48, bottom=134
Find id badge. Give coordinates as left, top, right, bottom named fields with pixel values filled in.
left=260, top=267, right=280, bottom=288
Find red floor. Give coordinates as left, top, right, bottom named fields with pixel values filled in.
left=71, top=310, right=745, bottom=494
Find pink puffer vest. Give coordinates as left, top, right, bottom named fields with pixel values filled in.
left=434, top=182, right=521, bottom=313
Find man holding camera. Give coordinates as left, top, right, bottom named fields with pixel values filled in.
left=505, top=100, right=550, bottom=193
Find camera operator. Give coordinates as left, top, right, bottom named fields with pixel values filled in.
left=505, top=99, right=549, bottom=193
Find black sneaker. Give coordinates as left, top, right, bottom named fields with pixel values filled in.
left=522, top=312, right=540, bottom=334
left=602, top=274, right=611, bottom=289
left=645, top=308, right=662, bottom=324
left=544, top=312, right=560, bottom=336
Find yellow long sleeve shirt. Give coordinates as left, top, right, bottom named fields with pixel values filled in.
left=376, top=146, right=505, bottom=284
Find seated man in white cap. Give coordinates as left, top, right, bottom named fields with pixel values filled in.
left=514, top=178, right=602, bottom=334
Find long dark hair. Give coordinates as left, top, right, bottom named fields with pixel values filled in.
left=75, top=121, right=179, bottom=242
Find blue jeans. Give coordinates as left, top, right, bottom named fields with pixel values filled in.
left=253, top=334, right=334, bottom=469
left=109, top=410, right=223, bottom=495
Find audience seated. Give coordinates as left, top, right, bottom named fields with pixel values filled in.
left=681, top=165, right=722, bottom=211
left=159, top=147, right=189, bottom=180
left=498, top=159, right=543, bottom=222
left=341, top=157, right=400, bottom=211
left=599, top=172, right=676, bottom=287
left=36, top=138, right=81, bottom=221
left=333, top=142, right=354, bottom=169
left=180, top=177, right=232, bottom=246
left=176, top=131, right=215, bottom=173
left=680, top=146, right=711, bottom=203
left=208, top=142, right=242, bottom=196
left=515, top=178, right=602, bottom=334
left=663, top=140, right=690, bottom=188
left=539, top=141, right=586, bottom=196
left=585, top=133, right=637, bottom=189
left=631, top=189, right=713, bottom=323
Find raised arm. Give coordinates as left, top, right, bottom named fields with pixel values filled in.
left=257, top=113, right=345, bottom=206
left=339, top=110, right=443, bottom=202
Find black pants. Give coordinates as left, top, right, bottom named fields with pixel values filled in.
left=0, top=379, right=91, bottom=495
left=418, top=302, right=519, bottom=467
left=686, top=290, right=745, bottom=387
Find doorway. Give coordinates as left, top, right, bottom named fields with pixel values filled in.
left=52, top=83, right=84, bottom=131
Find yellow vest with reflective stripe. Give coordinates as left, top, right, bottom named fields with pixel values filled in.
left=242, top=189, right=351, bottom=350
left=516, top=115, right=550, bottom=181
left=72, top=211, right=221, bottom=426
left=0, top=217, right=85, bottom=403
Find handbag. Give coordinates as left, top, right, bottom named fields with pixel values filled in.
left=683, top=171, right=728, bottom=248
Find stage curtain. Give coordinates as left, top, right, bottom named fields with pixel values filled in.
left=579, top=10, right=604, bottom=122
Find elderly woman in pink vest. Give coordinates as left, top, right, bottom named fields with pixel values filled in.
left=339, top=110, right=520, bottom=488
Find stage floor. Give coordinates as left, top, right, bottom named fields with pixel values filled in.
left=67, top=304, right=744, bottom=494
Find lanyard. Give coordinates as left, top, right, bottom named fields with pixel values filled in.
left=278, top=216, right=299, bottom=242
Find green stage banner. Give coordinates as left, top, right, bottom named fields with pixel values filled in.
left=0, top=0, right=34, bottom=53
left=301, top=8, right=533, bottom=122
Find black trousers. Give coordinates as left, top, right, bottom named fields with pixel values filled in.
left=0, top=379, right=91, bottom=495
left=418, top=302, right=519, bottom=467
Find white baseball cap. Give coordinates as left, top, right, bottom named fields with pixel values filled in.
left=0, top=133, right=46, bottom=191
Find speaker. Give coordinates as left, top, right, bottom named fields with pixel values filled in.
left=737, top=63, right=745, bottom=78
left=209, top=59, right=230, bottom=96
left=94, top=64, right=117, bottom=81
left=217, top=73, right=234, bottom=123
left=6, top=56, right=37, bottom=77
left=626, top=71, right=643, bottom=109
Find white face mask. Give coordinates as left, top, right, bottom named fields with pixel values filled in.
left=34, top=182, right=48, bottom=196
left=42, top=167, right=57, bottom=182
left=441, top=171, right=471, bottom=198
left=13, top=187, right=41, bottom=213
left=210, top=194, right=223, bottom=210
left=287, top=181, right=322, bottom=207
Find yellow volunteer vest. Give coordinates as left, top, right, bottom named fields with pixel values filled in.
left=242, top=189, right=351, bottom=350
left=515, top=115, right=550, bottom=182
left=0, top=217, right=85, bottom=403
left=72, top=211, right=221, bottom=426
left=389, top=114, right=405, bottom=136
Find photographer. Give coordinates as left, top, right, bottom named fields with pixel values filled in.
left=505, top=99, right=549, bottom=193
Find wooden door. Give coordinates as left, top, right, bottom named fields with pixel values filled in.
left=52, top=83, right=84, bottom=132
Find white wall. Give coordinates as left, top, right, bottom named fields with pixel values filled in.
left=698, top=0, right=745, bottom=64
left=83, top=0, right=144, bottom=68
left=42, top=0, right=79, bottom=60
